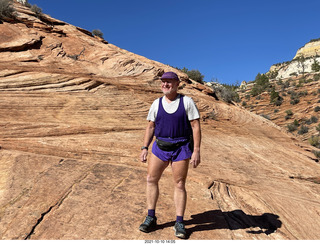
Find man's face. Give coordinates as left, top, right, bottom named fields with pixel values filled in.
left=161, top=79, right=180, bottom=95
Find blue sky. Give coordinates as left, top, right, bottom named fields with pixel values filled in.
left=29, top=0, right=320, bottom=85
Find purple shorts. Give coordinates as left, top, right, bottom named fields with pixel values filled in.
left=152, top=137, right=193, bottom=162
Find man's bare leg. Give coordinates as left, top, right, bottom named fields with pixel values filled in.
left=139, top=153, right=168, bottom=233
left=146, top=153, right=169, bottom=211
left=171, top=159, right=189, bottom=217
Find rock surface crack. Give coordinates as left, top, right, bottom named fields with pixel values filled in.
left=24, top=206, right=54, bottom=240
left=24, top=169, right=92, bottom=239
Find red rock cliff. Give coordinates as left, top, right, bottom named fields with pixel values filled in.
left=1, top=1, right=320, bottom=240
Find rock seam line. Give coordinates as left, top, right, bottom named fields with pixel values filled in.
left=24, top=168, right=92, bottom=239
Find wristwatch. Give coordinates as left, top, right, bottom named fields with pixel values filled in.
left=141, top=146, right=148, bottom=150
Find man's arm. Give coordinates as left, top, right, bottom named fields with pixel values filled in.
left=190, top=119, right=201, bottom=168
left=140, top=121, right=155, bottom=163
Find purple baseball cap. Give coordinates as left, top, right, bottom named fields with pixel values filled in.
left=161, top=71, right=180, bottom=81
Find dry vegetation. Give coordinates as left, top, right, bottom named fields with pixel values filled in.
left=238, top=72, right=320, bottom=156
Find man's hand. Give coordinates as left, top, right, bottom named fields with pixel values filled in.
left=140, top=149, right=148, bottom=163
left=190, top=150, right=200, bottom=168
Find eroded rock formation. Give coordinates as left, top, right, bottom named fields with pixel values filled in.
left=1, top=1, right=320, bottom=240
left=294, top=39, right=320, bottom=59
left=268, top=39, right=320, bottom=80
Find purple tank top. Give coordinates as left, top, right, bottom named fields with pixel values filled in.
left=154, top=95, right=191, bottom=139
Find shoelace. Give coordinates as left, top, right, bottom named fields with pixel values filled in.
left=144, top=216, right=154, bottom=225
left=175, top=222, right=185, bottom=231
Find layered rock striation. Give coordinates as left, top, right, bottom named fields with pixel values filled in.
left=294, top=39, right=320, bottom=59
left=1, top=1, right=320, bottom=240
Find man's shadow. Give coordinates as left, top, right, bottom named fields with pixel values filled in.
left=156, top=209, right=282, bottom=239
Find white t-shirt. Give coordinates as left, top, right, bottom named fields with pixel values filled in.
left=147, top=94, right=200, bottom=122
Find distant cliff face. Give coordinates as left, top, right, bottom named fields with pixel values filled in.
left=1, top=1, right=320, bottom=241
left=270, top=57, right=320, bottom=80
left=294, top=39, right=320, bottom=59
left=268, top=39, right=320, bottom=80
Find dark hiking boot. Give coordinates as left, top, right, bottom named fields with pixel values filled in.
left=173, top=221, right=187, bottom=239
left=139, top=215, right=157, bottom=233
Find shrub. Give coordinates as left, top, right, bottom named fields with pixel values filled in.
left=214, top=85, right=240, bottom=103
left=309, top=136, right=320, bottom=148
left=297, top=79, right=305, bottom=87
left=270, top=87, right=279, bottom=102
left=282, top=80, right=290, bottom=89
left=305, top=119, right=312, bottom=125
left=0, top=0, right=15, bottom=20
left=298, top=125, right=309, bottom=135
left=250, top=86, right=259, bottom=96
left=312, top=59, right=320, bottom=72
left=298, top=90, right=308, bottom=97
left=314, top=74, right=320, bottom=81
left=285, top=114, right=292, bottom=120
left=306, top=116, right=318, bottom=125
left=285, top=110, right=293, bottom=116
left=290, top=98, right=300, bottom=105
left=270, top=87, right=283, bottom=106
left=187, top=69, right=204, bottom=83
left=287, top=123, right=298, bottom=132
left=310, top=38, right=320, bottom=43
left=268, top=70, right=278, bottom=79
left=30, top=4, right=42, bottom=17
left=92, top=29, right=104, bottom=38
left=293, top=119, right=300, bottom=127
left=242, top=101, right=247, bottom=107
left=290, top=91, right=298, bottom=98
left=316, top=123, right=320, bottom=132
left=311, top=116, right=318, bottom=123
left=250, top=73, right=270, bottom=96
left=214, top=86, right=232, bottom=103
left=312, top=150, right=320, bottom=158
left=315, top=106, right=320, bottom=112
left=179, top=67, right=204, bottom=84
left=274, top=98, right=283, bottom=106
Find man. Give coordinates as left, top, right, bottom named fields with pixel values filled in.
left=139, top=71, right=201, bottom=239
